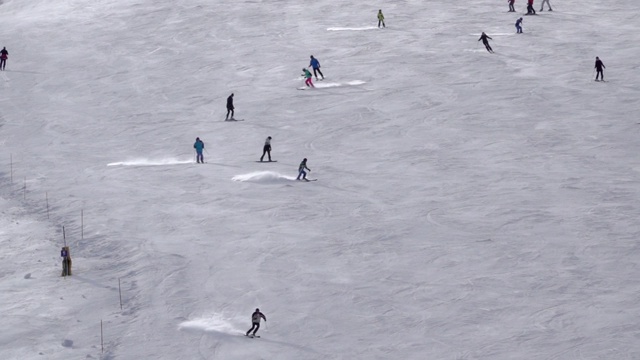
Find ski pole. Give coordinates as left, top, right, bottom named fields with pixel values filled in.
left=592, top=68, right=596, bottom=80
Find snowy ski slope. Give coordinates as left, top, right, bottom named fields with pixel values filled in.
left=1, top=0, right=639, bottom=359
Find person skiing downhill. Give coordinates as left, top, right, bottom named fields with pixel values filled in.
left=302, top=68, right=314, bottom=88
left=478, top=32, right=494, bottom=53
left=594, top=57, right=605, bottom=81
left=260, top=136, right=272, bottom=162
left=296, top=158, right=311, bottom=181
left=526, top=0, right=536, bottom=14
left=508, top=0, right=515, bottom=12
left=225, top=93, right=235, bottom=120
left=377, top=9, right=385, bottom=28
left=193, top=137, right=205, bottom=163
left=308, top=55, right=324, bottom=81
left=539, top=0, right=552, bottom=11
left=246, top=308, right=267, bottom=337
left=0, top=47, right=8, bottom=71
left=515, top=17, right=523, bottom=33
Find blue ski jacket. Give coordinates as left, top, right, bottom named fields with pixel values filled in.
left=194, top=139, right=205, bottom=153
left=309, top=57, right=320, bottom=69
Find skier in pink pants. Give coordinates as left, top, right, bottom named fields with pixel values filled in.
left=302, top=68, right=314, bottom=88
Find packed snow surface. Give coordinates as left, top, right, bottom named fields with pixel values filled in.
left=1, top=0, right=639, bottom=359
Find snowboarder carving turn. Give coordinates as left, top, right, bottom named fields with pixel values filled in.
left=296, top=158, right=311, bottom=181
left=377, top=9, right=385, bottom=28
left=246, top=308, right=267, bottom=337
left=309, top=55, right=324, bottom=81
left=594, top=57, right=605, bottom=81
left=225, top=93, right=235, bottom=120
left=478, top=32, right=494, bottom=53
left=260, top=136, right=272, bottom=162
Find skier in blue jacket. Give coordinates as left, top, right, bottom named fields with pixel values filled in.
left=193, top=137, right=205, bottom=163
left=308, top=55, right=324, bottom=81
left=515, top=17, right=523, bottom=33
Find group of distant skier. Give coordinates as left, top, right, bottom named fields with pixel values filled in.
left=480, top=2, right=605, bottom=81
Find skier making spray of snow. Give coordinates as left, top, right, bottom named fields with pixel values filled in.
left=478, top=32, right=494, bottom=53
left=296, top=158, right=311, bottom=181
left=245, top=308, right=267, bottom=337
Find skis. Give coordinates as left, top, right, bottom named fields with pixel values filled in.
left=224, top=119, right=245, bottom=121
left=298, top=179, right=317, bottom=182
left=245, top=334, right=260, bottom=338
left=256, top=160, right=277, bottom=163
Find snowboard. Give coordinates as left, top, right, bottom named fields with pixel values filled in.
left=256, top=160, right=278, bottom=163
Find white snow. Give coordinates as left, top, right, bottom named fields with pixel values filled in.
left=1, top=0, right=640, bottom=359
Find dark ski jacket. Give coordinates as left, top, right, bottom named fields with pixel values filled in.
left=0, top=48, right=8, bottom=59
left=595, top=59, right=605, bottom=70
left=516, top=18, right=523, bottom=26
left=61, top=249, right=69, bottom=258
left=478, top=34, right=492, bottom=43
left=226, top=95, right=234, bottom=109
left=251, top=310, right=266, bottom=324
left=298, top=159, right=310, bottom=172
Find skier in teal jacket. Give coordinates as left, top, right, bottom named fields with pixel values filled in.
left=193, top=137, right=205, bottom=163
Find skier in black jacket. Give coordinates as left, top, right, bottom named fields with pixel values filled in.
left=594, top=57, right=605, bottom=81
left=478, top=32, right=493, bottom=53
left=225, top=93, right=235, bottom=120
left=0, top=47, right=8, bottom=71
left=246, top=308, right=267, bottom=337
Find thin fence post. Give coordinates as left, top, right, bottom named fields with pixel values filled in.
left=63, top=226, right=66, bottom=247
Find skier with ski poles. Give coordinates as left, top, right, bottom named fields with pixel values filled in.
left=308, top=55, right=324, bottom=81
left=377, top=9, right=385, bottom=28
left=260, top=136, right=272, bottom=162
left=246, top=308, right=267, bottom=337
left=594, top=57, right=605, bottom=81
left=194, top=137, right=205, bottom=163
left=478, top=32, right=494, bottom=53
left=296, top=158, right=311, bottom=181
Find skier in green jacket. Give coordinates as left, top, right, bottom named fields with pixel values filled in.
left=302, top=68, right=314, bottom=87
left=377, top=10, right=385, bottom=28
